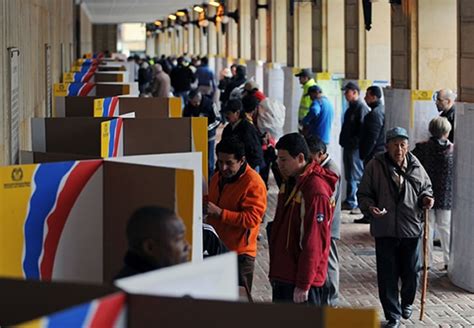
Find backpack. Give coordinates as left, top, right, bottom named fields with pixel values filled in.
left=257, top=98, right=286, bottom=140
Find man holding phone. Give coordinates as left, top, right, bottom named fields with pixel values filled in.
left=357, top=127, right=434, bottom=328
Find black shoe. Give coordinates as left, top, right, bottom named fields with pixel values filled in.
left=402, top=304, right=413, bottom=319
left=384, top=319, right=400, bottom=328
left=354, top=217, right=370, bottom=224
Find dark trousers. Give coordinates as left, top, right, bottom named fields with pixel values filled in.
left=272, top=281, right=324, bottom=305
left=342, top=148, right=364, bottom=208
left=375, top=237, right=421, bottom=321
left=238, top=254, right=255, bottom=292
left=321, top=238, right=339, bottom=306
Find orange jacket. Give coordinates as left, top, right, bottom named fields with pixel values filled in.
left=207, top=164, right=267, bottom=257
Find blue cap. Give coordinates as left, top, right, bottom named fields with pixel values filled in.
left=386, top=127, right=409, bottom=142
left=306, top=85, right=322, bottom=96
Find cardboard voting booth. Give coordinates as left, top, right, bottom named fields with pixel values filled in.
left=0, top=153, right=203, bottom=283
left=53, top=82, right=137, bottom=117
left=31, top=117, right=208, bottom=181
left=54, top=96, right=181, bottom=118
left=0, top=278, right=117, bottom=326
left=95, top=71, right=128, bottom=83
left=93, top=96, right=182, bottom=118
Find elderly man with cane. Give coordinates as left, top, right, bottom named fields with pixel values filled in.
left=357, top=127, right=434, bottom=328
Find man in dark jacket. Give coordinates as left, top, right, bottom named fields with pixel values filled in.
left=170, top=56, right=195, bottom=106
left=360, top=85, right=386, bottom=164
left=222, top=99, right=263, bottom=170
left=183, top=90, right=221, bottom=179
left=339, top=82, right=369, bottom=213
left=357, top=127, right=434, bottom=328
left=115, top=206, right=190, bottom=280
left=435, top=88, right=456, bottom=142
left=356, top=86, right=386, bottom=223
left=306, top=135, right=341, bottom=306
left=269, top=133, right=337, bottom=305
left=221, top=65, right=247, bottom=106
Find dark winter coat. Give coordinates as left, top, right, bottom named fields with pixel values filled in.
left=339, top=99, right=370, bottom=149
left=359, top=101, right=385, bottom=161
left=412, top=137, right=454, bottom=210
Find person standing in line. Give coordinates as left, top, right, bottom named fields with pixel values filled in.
left=412, top=117, right=454, bottom=271
left=339, top=82, right=370, bottom=215
left=306, top=135, right=342, bottom=306
left=269, top=133, right=337, bottom=305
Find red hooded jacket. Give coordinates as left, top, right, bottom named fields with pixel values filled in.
left=269, top=161, right=338, bottom=290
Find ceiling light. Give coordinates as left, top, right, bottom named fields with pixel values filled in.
left=168, top=14, right=177, bottom=20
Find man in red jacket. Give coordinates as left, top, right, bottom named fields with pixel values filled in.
left=269, top=133, right=337, bottom=304
left=206, top=136, right=267, bottom=292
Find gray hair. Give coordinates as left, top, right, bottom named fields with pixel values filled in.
left=429, top=116, right=452, bottom=139
left=438, top=89, right=457, bottom=102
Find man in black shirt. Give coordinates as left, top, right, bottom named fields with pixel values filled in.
left=115, top=206, right=190, bottom=280
left=435, top=88, right=456, bottom=142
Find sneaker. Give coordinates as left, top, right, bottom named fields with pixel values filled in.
left=350, top=207, right=362, bottom=215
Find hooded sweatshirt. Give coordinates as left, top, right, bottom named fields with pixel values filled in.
left=269, top=161, right=338, bottom=290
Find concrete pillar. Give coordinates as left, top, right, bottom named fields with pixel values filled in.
left=227, top=0, right=239, bottom=58
left=295, top=2, right=312, bottom=68
left=256, top=0, right=269, bottom=61
left=187, top=25, right=194, bottom=55
left=391, top=0, right=456, bottom=90
left=146, top=35, right=155, bottom=57
left=366, top=1, right=391, bottom=82
left=272, top=0, right=287, bottom=65
left=238, top=0, right=251, bottom=60
left=282, top=67, right=303, bottom=134
left=208, top=6, right=217, bottom=56
left=194, top=22, right=201, bottom=56
left=322, top=0, right=345, bottom=74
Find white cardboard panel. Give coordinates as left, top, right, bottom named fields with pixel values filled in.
left=115, top=252, right=238, bottom=301
left=449, top=102, right=474, bottom=292
left=53, top=166, right=103, bottom=283
left=282, top=67, right=301, bottom=134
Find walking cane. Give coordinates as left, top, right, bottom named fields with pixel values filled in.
left=419, top=208, right=429, bottom=320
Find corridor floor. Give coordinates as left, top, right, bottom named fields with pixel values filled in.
left=252, top=178, right=474, bottom=327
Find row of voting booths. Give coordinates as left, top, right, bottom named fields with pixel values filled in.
left=0, top=53, right=380, bottom=327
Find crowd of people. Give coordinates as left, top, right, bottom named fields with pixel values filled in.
left=120, top=56, right=457, bottom=328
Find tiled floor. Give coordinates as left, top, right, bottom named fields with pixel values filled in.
left=252, top=178, right=474, bottom=327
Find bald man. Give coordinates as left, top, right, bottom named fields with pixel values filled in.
left=115, top=206, right=190, bottom=279
left=435, top=89, right=456, bottom=142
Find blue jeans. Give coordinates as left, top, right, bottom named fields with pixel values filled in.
left=208, top=139, right=215, bottom=181
left=343, top=147, right=364, bottom=209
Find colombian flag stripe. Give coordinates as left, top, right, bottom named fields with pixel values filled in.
left=22, top=162, right=75, bottom=279
left=40, top=161, right=102, bottom=279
